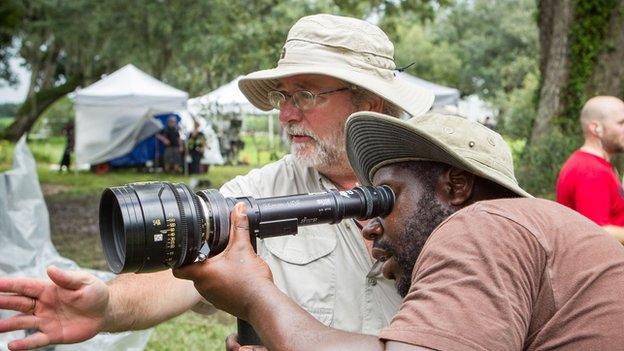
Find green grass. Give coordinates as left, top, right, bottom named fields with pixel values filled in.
left=37, top=164, right=253, bottom=196
left=146, top=312, right=236, bottom=351
left=0, top=136, right=264, bottom=349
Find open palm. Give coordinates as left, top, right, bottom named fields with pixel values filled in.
left=0, top=266, right=110, bottom=350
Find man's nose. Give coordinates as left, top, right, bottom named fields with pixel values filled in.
left=362, top=218, right=383, bottom=241
left=278, top=98, right=303, bottom=124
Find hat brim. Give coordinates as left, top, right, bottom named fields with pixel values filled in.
left=346, top=112, right=532, bottom=198
left=238, top=65, right=435, bottom=117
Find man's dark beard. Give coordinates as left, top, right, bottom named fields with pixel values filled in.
left=392, top=188, right=455, bottom=297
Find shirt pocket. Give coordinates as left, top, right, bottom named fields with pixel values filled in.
left=261, top=228, right=337, bottom=326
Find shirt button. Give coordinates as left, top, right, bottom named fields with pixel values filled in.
left=368, top=277, right=377, bottom=286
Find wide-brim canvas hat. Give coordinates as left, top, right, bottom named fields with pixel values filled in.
left=346, top=111, right=532, bottom=198
left=238, top=14, right=434, bottom=117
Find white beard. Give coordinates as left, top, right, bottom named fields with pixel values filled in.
left=284, top=123, right=347, bottom=170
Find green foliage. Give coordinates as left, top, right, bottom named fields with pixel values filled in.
left=504, top=137, right=527, bottom=171
left=0, top=102, right=18, bottom=117
left=0, top=117, right=13, bottom=131
left=558, top=0, right=618, bottom=133
left=496, top=72, right=539, bottom=139
left=424, top=0, right=539, bottom=98
left=32, top=95, right=74, bottom=136
left=0, top=0, right=24, bottom=85
left=239, top=134, right=287, bottom=166
left=517, top=128, right=580, bottom=197
left=28, top=136, right=64, bottom=164
left=242, top=115, right=279, bottom=133
left=393, top=21, right=462, bottom=88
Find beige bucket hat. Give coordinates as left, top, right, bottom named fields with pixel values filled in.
left=238, top=14, right=434, bottom=117
left=345, top=111, right=532, bottom=198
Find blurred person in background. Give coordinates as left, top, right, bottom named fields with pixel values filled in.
left=556, top=96, right=624, bottom=244
left=156, top=114, right=183, bottom=174
left=187, top=119, right=207, bottom=174
left=58, top=122, right=74, bottom=172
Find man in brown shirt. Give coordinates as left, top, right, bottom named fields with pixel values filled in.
left=175, top=111, right=624, bottom=351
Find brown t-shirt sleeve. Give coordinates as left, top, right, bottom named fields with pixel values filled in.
left=380, top=204, right=547, bottom=351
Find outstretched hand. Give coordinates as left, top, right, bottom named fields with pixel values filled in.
left=0, top=266, right=110, bottom=350
left=174, top=202, right=273, bottom=321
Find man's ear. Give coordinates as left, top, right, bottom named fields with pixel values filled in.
left=439, top=167, right=474, bottom=206
left=367, top=95, right=384, bottom=113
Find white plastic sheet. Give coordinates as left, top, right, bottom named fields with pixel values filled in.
left=0, top=137, right=153, bottom=350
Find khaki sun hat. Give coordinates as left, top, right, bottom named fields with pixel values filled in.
left=238, top=14, right=434, bottom=117
left=345, top=111, right=532, bottom=198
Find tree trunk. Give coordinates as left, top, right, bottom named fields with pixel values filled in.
left=584, top=0, right=624, bottom=97
left=530, top=0, right=574, bottom=144
left=1, top=77, right=81, bottom=142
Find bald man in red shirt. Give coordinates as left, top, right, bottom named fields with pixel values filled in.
left=557, top=96, right=624, bottom=244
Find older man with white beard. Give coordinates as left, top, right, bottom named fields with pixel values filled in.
left=0, top=14, right=433, bottom=351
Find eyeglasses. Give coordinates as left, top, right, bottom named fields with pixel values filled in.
left=267, top=86, right=352, bottom=111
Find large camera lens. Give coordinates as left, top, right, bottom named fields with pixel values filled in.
left=99, top=182, right=394, bottom=274
left=100, top=182, right=205, bottom=274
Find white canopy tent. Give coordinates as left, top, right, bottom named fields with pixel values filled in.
left=188, top=76, right=277, bottom=159
left=396, top=72, right=460, bottom=107
left=458, top=94, right=498, bottom=123
left=187, top=75, right=273, bottom=116
left=74, top=64, right=189, bottom=165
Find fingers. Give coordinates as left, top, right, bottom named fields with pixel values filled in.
left=0, top=295, right=37, bottom=314
left=228, top=202, right=253, bottom=251
left=46, top=266, right=92, bottom=290
left=0, top=314, right=38, bottom=333
left=0, top=278, right=44, bottom=298
left=8, top=331, right=51, bottom=351
left=225, top=333, right=241, bottom=350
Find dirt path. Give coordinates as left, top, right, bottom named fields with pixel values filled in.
left=45, top=193, right=108, bottom=270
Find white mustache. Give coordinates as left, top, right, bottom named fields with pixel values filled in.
left=284, top=124, right=318, bottom=141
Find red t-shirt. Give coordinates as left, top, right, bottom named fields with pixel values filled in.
left=556, top=150, right=624, bottom=225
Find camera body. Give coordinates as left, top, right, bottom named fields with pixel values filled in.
left=99, top=182, right=394, bottom=274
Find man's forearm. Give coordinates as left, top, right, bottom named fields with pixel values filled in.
left=247, top=281, right=384, bottom=351
left=102, top=270, right=202, bottom=332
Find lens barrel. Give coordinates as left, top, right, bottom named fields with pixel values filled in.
left=99, top=182, right=394, bottom=274
left=99, top=182, right=205, bottom=274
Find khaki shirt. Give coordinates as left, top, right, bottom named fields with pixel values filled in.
left=220, top=154, right=402, bottom=334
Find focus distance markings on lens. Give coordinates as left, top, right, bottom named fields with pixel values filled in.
left=99, top=182, right=394, bottom=274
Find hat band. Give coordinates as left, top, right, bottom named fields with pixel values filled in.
left=277, top=42, right=396, bottom=80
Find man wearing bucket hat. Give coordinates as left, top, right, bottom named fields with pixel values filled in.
left=179, top=111, right=624, bottom=350
left=0, top=14, right=434, bottom=350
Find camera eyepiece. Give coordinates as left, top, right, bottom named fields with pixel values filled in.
left=99, top=182, right=394, bottom=274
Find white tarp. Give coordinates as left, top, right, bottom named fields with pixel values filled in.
left=396, top=72, right=460, bottom=107
left=0, top=137, right=153, bottom=350
left=74, top=64, right=188, bottom=165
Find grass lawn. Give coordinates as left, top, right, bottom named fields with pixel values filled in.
left=1, top=137, right=262, bottom=350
